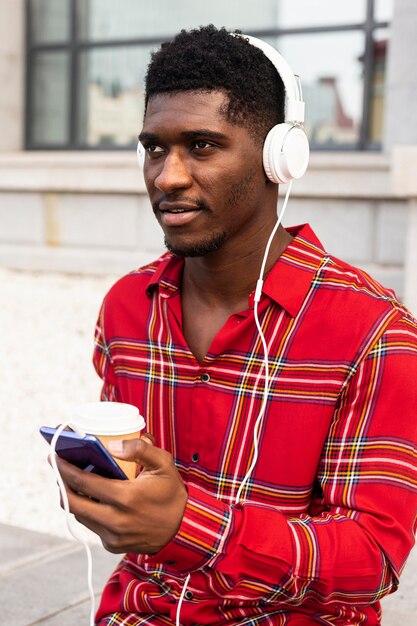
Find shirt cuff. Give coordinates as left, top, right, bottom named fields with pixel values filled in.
left=146, top=484, right=233, bottom=573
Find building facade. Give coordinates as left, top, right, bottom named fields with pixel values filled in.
left=0, top=0, right=417, bottom=311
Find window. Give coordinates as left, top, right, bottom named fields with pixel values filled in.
left=25, top=0, right=393, bottom=150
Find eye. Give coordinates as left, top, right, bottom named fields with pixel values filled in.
left=145, top=144, right=164, bottom=155
left=193, top=140, right=215, bottom=152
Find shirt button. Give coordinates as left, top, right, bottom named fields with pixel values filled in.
left=200, top=372, right=210, bottom=382
left=192, top=452, right=199, bottom=463
left=185, top=590, right=194, bottom=600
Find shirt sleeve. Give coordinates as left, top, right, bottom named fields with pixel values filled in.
left=148, top=314, right=417, bottom=606
left=93, top=300, right=119, bottom=402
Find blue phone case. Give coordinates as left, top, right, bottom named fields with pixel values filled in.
left=40, top=426, right=128, bottom=480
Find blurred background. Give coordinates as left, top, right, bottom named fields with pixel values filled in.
left=0, top=0, right=416, bottom=303
left=0, top=1, right=416, bottom=623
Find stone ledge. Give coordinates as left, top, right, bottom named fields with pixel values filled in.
left=0, top=150, right=393, bottom=199
left=0, top=151, right=146, bottom=194
left=0, top=242, right=163, bottom=275
left=391, top=145, right=417, bottom=196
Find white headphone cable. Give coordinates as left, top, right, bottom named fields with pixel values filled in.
left=49, top=182, right=293, bottom=626
left=49, top=423, right=96, bottom=626
left=235, top=180, right=293, bottom=504
left=175, top=572, right=191, bottom=626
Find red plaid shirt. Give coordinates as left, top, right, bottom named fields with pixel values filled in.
left=93, top=225, right=417, bottom=625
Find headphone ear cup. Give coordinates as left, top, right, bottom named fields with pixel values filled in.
left=263, top=123, right=310, bottom=184
left=137, top=141, right=145, bottom=169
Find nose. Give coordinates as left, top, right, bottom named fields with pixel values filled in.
left=152, top=150, right=193, bottom=193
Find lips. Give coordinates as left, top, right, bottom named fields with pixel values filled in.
left=159, top=201, right=200, bottom=212
left=157, top=201, right=202, bottom=227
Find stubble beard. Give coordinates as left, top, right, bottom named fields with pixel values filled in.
left=158, top=198, right=227, bottom=258
left=164, top=231, right=227, bottom=258
left=160, top=168, right=259, bottom=258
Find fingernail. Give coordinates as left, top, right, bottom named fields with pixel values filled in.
left=107, top=440, right=124, bottom=455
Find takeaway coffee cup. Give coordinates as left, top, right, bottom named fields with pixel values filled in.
left=72, top=401, right=145, bottom=479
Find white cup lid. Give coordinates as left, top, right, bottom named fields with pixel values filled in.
left=72, top=402, right=145, bottom=435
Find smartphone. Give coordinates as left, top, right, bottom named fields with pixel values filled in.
left=40, top=426, right=128, bottom=480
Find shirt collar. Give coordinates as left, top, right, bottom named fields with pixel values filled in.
left=145, top=224, right=326, bottom=317
left=261, top=224, right=326, bottom=317
left=145, top=252, right=183, bottom=298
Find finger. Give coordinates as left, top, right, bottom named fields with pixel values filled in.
left=56, top=463, right=140, bottom=550
left=65, top=493, right=126, bottom=550
left=141, top=432, right=155, bottom=446
left=56, top=456, right=127, bottom=506
left=107, top=438, right=171, bottom=472
left=103, top=433, right=154, bottom=459
left=73, top=511, right=110, bottom=542
left=134, top=433, right=154, bottom=477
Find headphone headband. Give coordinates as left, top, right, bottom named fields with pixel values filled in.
left=232, top=34, right=305, bottom=124
left=233, top=32, right=310, bottom=183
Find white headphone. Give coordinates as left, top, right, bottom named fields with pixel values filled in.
left=137, top=33, right=309, bottom=184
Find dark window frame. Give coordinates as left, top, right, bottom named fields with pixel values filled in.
left=25, top=0, right=390, bottom=151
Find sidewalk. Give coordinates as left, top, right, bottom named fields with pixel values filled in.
left=0, top=521, right=416, bottom=624
left=0, top=523, right=119, bottom=625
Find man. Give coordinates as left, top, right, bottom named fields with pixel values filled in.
left=57, top=25, right=417, bottom=625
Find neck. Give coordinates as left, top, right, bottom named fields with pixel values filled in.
left=182, top=224, right=293, bottom=309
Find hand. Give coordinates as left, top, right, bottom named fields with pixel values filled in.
left=54, top=436, right=188, bottom=555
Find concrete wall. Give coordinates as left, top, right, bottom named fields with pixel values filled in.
left=384, top=0, right=417, bottom=149
left=0, top=150, right=408, bottom=299
left=392, top=146, right=417, bottom=312
left=0, top=0, right=24, bottom=151
left=0, top=152, right=163, bottom=274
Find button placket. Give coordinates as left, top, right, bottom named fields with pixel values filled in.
left=190, top=367, right=210, bottom=468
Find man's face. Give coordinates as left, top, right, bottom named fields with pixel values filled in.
left=139, top=90, right=270, bottom=258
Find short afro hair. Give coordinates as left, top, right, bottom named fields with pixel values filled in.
left=144, top=24, right=285, bottom=144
